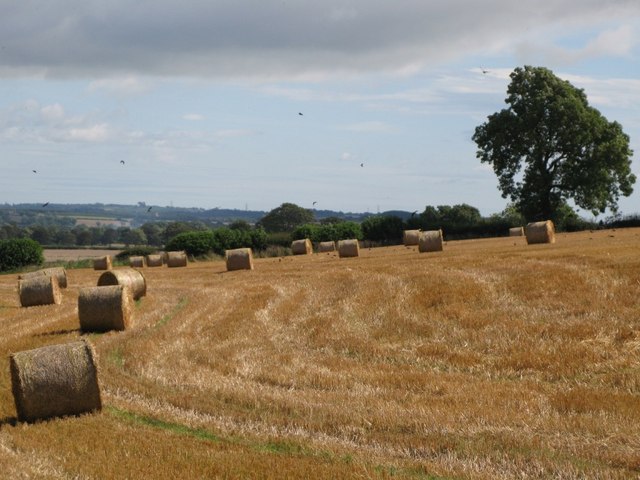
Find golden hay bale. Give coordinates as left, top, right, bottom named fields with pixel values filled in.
left=525, top=220, right=556, bottom=244
left=10, top=340, right=102, bottom=422
left=317, top=241, right=336, bottom=253
left=509, top=227, right=525, bottom=237
left=418, top=229, right=444, bottom=253
left=291, top=238, right=312, bottom=255
left=166, top=251, right=188, bottom=268
left=18, top=275, right=62, bottom=307
left=78, top=285, right=133, bottom=332
left=338, top=239, right=359, bottom=258
left=146, top=254, right=164, bottom=267
left=226, top=248, right=254, bottom=271
left=403, top=230, right=420, bottom=246
left=93, top=255, right=112, bottom=270
left=19, top=267, right=67, bottom=289
left=129, top=256, right=145, bottom=268
left=97, top=268, right=147, bottom=300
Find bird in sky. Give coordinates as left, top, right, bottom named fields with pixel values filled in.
left=411, top=210, right=418, bottom=217
left=147, top=206, right=152, bottom=212
left=312, top=201, right=317, bottom=206
left=298, top=112, right=303, bottom=116
left=481, top=67, right=489, bottom=74
left=42, top=202, right=49, bottom=207
left=32, top=170, right=37, bottom=173
left=360, top=163, right=364, bottom=167
left=120, top=160, right=125, bottom=165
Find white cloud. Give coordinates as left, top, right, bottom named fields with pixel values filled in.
left=66, top=124, right=110, bottom=142
left=87, top=76, right=152, bottom=96
left=182, top=113, right=205, bottom=121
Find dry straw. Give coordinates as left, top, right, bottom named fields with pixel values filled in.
left=525, top=220, right=556, bottom=244
left=166, top=251, right=188, bottom=268
left=226, top=248, right=254, bottom=271
left=10, top=339, right=102, bottom=422
left=317, top=241, right=336, bottom=253
left=18, top=275, right=62, bottom=307
left=146, top=254, right=164, bottom=267
left=78, top=285, right=133, bottom=332
left=509, top=227, right=525, bottom=237
left=291, top=238, right=312, bottom=255
left=129, top=256, right=145, bottom=268
left=19, top=267, right=67, bottom=289
left=97, top=268, right=147, bottom=300
left=418, top=229, right=444, bottom=253
left=338, top=239, right=359, bottom=258
left=93, top=255, right=112, bottom=270
left=403, top=230, right=420, bottom=246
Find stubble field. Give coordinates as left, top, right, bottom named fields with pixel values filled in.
left=0, top=229, right=639, bottom=479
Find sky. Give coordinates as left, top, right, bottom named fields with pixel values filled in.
left=1, top=1, right=640, bottom=217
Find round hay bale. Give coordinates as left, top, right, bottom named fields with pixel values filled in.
left=146, top=254, right=164, bottom=267
left=166, top=251, right=188, bottom=268
left=317, top=241, right=336, bottom=253
left=226, top=248, right=254, bottom=271
left=403, top=230, right=420, bottom=246
left=129, top=256, right=145, bottom=268
left=338, top=239, right=359, bottom=258
left=418, top=230, right=444, bottom=253
left=93, top=255, right=112, bottom=270
left=18, top=275, right=62, bottom=307
left=19, top=267, right=67, bottom=289
left=525, top=220, right=555, bottom=244
left=97, top=268, right=147, bottom=300
left=291, top=238, right=312, bottom=255
left=10, top=339, right=102, bottom=422
left=509, top=227, right=525, bottom=237
left=78, top=285, right=133, bottom=332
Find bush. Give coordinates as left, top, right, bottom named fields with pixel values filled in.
left=361, top=215, right=404, bottom=244
left=165, top=231, right=216, bottom=257
left=165, top=228, right=269, bottom=257
left=0, top=238, right=44, bottom=272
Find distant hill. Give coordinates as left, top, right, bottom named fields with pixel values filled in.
left=0, top=203, right=402, bottom=228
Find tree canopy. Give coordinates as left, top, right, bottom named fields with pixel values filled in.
left=473, top=65, right=635, bottom=221
left=257, top=203, right=315, bottom=233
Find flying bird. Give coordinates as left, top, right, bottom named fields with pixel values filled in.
left=312, top=201, right=317, bottom=206
left=411, top=210, right=418, bottom=217
left=42, top=202, right=49, bottom=207
left=120, top=160, right=125, bottom=165
left=481, top=67, right=489, bottom=74
left=147, top=206, right=152, bottom=212
left=32, top=170, right=37, bottom=173
left=360, top=163, right=364, bottom=167
left=298, top=112, right=303, bottom=116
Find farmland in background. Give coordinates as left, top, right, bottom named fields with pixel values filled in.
left=0, top=229, right=638, bottom=479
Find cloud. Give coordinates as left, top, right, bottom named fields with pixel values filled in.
left=182, top=113, right=205, bottom=121
left=87, top=76, right=152, bottom=96
left=1, top=1, right=637, bottom=79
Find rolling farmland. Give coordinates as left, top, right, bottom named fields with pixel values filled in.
left=0, top=229, right=639, bottom=479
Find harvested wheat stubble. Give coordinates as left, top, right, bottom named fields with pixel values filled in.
left=418, top=229, right=444, bottom=253
left=317, top=241, right=336, bottom=253
left=338, top=239, right=359, bottom=258
left=93, top=255, right=112, bottom=270
left=129, top=256, right=145, bottom=268
left=403, top=229, right=420, bottom=246
left=146, top=254, right=164, bottom=267
left=509, top=227, right=525, bottom=237
left=19, top=267, right=67, bottom=289
left=97, top=268, right=147, bottom=300
left=78, top=285, right=132, bottom=332
left=166, top=251, right=188, bottom=268
left=18, top=275, right=62, bottom=307
left=10, top=339, right=102, bottom=422
left=525, top=220, right=556, bottom=244
left=226, top=248, right=254, bottom=271
left=291, top=238, right=313, bottom=255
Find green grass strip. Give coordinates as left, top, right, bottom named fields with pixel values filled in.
left=155, top=297, right=188, bottom=328
left=108, top=406, right=453, bottom=479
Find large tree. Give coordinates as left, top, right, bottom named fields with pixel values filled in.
left=257, top=203, right=315, bottom=233
left=473, top=65, right=635, bottom=221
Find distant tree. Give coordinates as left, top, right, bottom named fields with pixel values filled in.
left=29, top=225, right=51, bottom=245
left=439, top=204, right=482, bottom=226
left=140, top=223, right=163, bottom=246
left=473, top=65, right=635, bottom=221
left=229, top=220, right=252, bottom=231
left=361, top=215, right=404, bottom=243
left=101, top=228, right=118, bottom=246
left=121, top=228, right=147, bottom=246
left=0, top=238, right=44, bottom=272
left=257, top=203, right=315, bottom=233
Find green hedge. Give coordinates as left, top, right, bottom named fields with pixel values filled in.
left=165, top=227, right=268, bottom=257
left=0, top=238, right=44, bottom=272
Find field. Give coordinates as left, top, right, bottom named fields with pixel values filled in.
left=0, top=229, right=639, bottom=479
left=43, top=249, right=121, bottom=262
